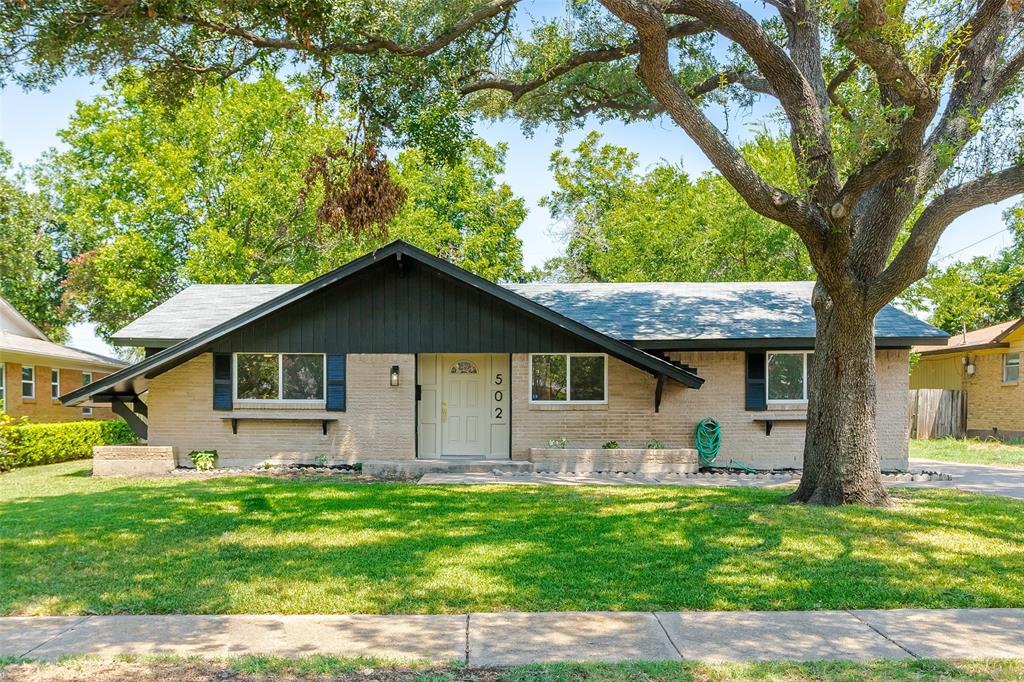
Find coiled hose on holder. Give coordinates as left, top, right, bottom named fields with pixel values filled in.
left=694, top=418, right=722, bottom=467
left=694, top=417, right=757, bottom=473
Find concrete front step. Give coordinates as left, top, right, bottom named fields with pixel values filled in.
left=362, top=459, right=533, bottom=478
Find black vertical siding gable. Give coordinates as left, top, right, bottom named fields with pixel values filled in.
left=210, top=257, right=602, bottom=354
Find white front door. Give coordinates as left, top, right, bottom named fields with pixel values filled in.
left=417, top=353, right=509, bottom=459
left=441, top=355, right=489, bottom=457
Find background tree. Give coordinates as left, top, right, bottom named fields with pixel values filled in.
left=905, top=210, right=1024, bottom=333
left=0, top=144, right=76, bottom=342
left=35, top=72, right=526, bottom=340
left=543, top=131, right=812, bottom=282
left=6, top=0, right=1024, bottom=505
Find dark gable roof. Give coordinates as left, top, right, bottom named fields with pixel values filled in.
left=507, top=282, right=948, bottom=348
left=64, top=241, right=703, bottom=405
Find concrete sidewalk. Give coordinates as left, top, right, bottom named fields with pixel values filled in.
left=3, top=609, right=1023, bottom=665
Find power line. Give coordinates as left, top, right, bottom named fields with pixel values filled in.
left=932, top=226, right=1009, bottom=262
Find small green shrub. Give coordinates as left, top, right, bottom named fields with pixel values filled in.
left=0, top=413, right=136, bottom=471
left=548, top=436, right=569, bottom=449
left=314, top=453, right=329, bottom=466
left=602, top=440, right=619, bottom=449
left=645, top=438, right=664, bottom=449
left=189, top=450, right=218, bottom=471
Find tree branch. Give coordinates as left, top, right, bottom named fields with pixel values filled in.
left=598, top=0, right=824, bottom=249
left=872, top=164, right=1024, bottom=305
left=664, top=0, right=840, bottom=207
left=459, top=19, right=708, bottom=98
left=167, top=0, right=522, bottom=58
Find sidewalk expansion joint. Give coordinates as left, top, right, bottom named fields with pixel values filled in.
left=846, top=610, right=919, bottom=659
left=464, top=614, right=471, bottom=666
left=652, top=612, right=684, bottom=661
left=19, top=615, right=92, bottom=659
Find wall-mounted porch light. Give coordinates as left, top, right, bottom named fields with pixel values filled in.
left=390, top=365, right=400, bottom=387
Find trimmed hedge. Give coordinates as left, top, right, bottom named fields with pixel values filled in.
left=0, top=417, right=136, bottom=471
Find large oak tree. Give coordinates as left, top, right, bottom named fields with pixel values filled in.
left=5, top=0, right=1024, bottom=504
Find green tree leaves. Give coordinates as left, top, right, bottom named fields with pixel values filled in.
left=34, top=71, right=526, bottom=340
left=541, top=132, right=813, bottom=283
left=0, top=144, right=76, bottom=342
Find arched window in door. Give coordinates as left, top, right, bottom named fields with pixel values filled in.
left=450, top=360, right=478, bottom=374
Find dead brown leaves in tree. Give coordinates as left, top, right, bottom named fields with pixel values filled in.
left=298, top=141, right=406, bottom=242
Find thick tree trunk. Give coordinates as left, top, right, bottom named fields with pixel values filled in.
left=790, top=282, right=892, bottom=506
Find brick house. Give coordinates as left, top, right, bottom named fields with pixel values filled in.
left=1, top=296, right=125, bottom=422
left=65, top=241, right=947, bottom=470
left=911, top=319, right=1024, bottom=440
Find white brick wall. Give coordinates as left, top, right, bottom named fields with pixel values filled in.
left=148, top=353, right=416, bottom=466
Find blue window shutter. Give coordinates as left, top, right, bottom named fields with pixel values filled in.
left=745, top=351, right=767, bottom=411
left=326, top=354, right=346, bottom=412
left=213, top=353, right=233, bottom=411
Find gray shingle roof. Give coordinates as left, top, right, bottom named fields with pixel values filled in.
left=507, top=281, right=947, bottom=343
left=112, top=280, right=946, bottom=347
left=112, top=284, right=297, bottom=344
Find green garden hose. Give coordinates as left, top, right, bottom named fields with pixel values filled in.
left=694, top=418, right=757, bottom=473
left=695, top=418, right=722, bottom=467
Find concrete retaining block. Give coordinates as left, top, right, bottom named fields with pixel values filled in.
left=92, top=446, right=177, bottom=477
left=529, top=447, right=699, bottom=474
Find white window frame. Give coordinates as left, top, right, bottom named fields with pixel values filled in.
left=21, top=366, right=35, bottom=400
left=528, top=353, right=608, bottom=405
left=0, top=362, right=5, bottom=408
left=82, top=407, right=93, bottom=417
left=1004, top=352, right=1020, bottom=384
left=766, top=350, right=814, bottom=404
left=51, top=368, right=61, bottom=399
left=233, top=352, right=327, bottom=403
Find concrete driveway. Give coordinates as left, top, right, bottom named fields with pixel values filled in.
left=905, top=458, right=1024, bottom=500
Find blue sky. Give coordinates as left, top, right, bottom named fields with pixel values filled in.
left=1, top=75, right=1018, bottom=354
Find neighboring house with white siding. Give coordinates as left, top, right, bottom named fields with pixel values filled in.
left=64, top=241, right=947, bottom=470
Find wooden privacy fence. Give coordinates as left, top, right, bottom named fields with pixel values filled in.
left=908, top=389, right=967, bottom=439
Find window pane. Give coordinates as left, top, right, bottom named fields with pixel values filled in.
left=570, top=355, right=605, bottom=401
left=1007, top=353, right=1020, bottom=383
left=21, top=366, right=33, bottom=398
left=236, top=354, right=279, bottom=400
left=450, top=361, right=478, bottom=374
left=532, top=355, right=567, bottom=401
left=83, top=372, right=92, bottom=386
left=282, top=354, right=324, bottom=400
left=767, top=353, right=805, bottom=401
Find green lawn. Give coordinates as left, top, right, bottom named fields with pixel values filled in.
left=4, top=657, right=1024, bottom=682
left=2, top=461, right=1024, bottom=615
left=910, top=437, right=1024, bottom=467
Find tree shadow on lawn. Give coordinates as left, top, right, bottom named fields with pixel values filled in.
left=1, top=475, right=1022, bottom=615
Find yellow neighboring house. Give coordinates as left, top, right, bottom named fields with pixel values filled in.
left=911, top=319, right=1024, bottom=440
left=0, top=295, right=125, bottom=422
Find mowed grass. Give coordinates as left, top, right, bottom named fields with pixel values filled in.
left=911, top=437, right=1024, bottom=467
left=2, top=461, right=1024, bottom=615
left=4, top=657, right=1024, bottom=682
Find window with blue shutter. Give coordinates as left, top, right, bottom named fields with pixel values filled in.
left=745, top=351, right=767, bottom=411
left=326, top=354, right=347, bottom=411
left=213, top=353, right=233, bottom=410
